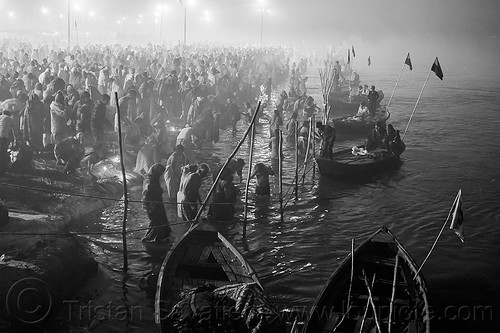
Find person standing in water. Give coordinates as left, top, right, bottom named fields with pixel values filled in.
left=179, top=163, right=210, bottom=222
left=164, top=144, right=189, bottom=202
left=250, top=163, right=275, bottom=196
left=142, top=163, right=171, bottom=243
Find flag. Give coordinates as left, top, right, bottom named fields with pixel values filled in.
left=352, top=45, right=355, bottom=57
left=449, top=189, right=464, bottom=242
left=367, top=56, right=371, bottom=66
left=431, top=57, right=443, bottom=80
left=405, top=52, right=412, bottom=70
left=74, top=20, right=77, bottom=28
left=347, top=49, right=350, bottom=64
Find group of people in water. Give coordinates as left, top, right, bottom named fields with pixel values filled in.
left=0, top=39, right=406, bottom=243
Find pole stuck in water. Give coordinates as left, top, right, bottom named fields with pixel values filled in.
left=302, top=116, right=313, bottom=186
left=402, top=68, right=432, bottom=140
left=294, top=119, right=299, bottom=199
left=279, top=129, right=284, bottom=222
left=194, top=101, right=262, bottom=223
left=243, top=122, right=256, bottom=238
left=114, top=92, right=128, bottom=271
left=312, top=114, right=316, bottom=181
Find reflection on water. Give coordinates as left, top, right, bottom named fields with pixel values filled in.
left=65, top=66, right=500, bottom=332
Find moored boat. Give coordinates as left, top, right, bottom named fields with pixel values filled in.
left=333, top=108, right=390, bottom=140
left=155, top=222, right=285, bottom=332
left=303, top=227, right=431, bottom=333
left=316, top=145, right=403, bottom=179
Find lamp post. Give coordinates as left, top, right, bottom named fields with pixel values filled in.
left=156, top=5, right=169, bottom=41
left=259, top=8, right=263, bottom=44
left=67, top=0, right=70, bottom=50
left=258, top=7, right=269, bottom=45
left=178, top=0, right=187, bottom=45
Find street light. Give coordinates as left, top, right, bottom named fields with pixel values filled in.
left=258, top=7, right=270, bottom=44
left=201, top=10, right=210, bottom=23
left=156, top=4, right=169, bottom=40
left=178, top=0, right=188, bottom=45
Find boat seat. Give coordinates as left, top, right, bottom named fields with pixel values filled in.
left=360, top=255, right=397, bottom=267
left=180, top=277, right=230, bottom=290
left=356, top=294, right=410, bottom=305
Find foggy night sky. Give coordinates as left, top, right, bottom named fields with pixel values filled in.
left=1, top=0, right=499, bottom=79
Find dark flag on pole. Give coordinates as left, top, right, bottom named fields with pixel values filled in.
left=75, top=20, right=77, bottom=28
left=449, top=189, right=464, bottom=242
left=367, top=56, right=371, bottom=66
left=431, top=57, right=443, bottom=80
left=347, top=49, right=350, bottom=64
left=405, top=53, right=412, bottom=70
left=352, top=46, right=355, bottom=57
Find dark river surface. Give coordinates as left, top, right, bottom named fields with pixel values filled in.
left=63, top=63, right=500, bottom=333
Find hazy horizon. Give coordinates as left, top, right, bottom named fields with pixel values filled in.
left=1, top=0, right=498, bottom=80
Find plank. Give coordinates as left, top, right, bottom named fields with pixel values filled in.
left=211, top=246, right=237, bottom=281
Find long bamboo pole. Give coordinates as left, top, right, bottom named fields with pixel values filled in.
left=358, top=274, right=377, bottom=333
left=194, top=101, right=262, bottom=223
left=414, top=190, right=461, bottom=278
left=388, top=255, right=400, bottom=333
left=301, top=117, right=313, bottom=185
left=312, top=114, right=316, bottom=180
left=294, top=120, right=299, bottom=199
left=402, top=69, right=432, bottom=140
left=279, top=129, right=283, bottom=222
left=386, top=61, right=406, bottom=111
left=242, top=123, right=256, bottom=238
left=362, top=269, right=382, bottom=333
left=114, top=92, right=128, bottom=271
left=333, top=238, right=356, bottom=332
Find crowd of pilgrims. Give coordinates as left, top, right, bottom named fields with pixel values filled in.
left=0, top=42, right=314, bottom=242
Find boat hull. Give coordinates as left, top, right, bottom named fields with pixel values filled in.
left=328, top=99, right=359, bottom=118
left=303, top=227, right=431, bottom=333
left=333, top=109, right=390, bottom=140
left=316, top=148, right=401, bottom=179
left=154, top=222, right=262, bottom=332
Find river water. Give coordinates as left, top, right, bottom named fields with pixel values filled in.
left=62, top=63, right=500, bottom=332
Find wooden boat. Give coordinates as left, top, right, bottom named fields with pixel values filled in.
left=316, top=146, right=402, bottom=179
left=154, top=222, right=262, bottom=332
left=328, top=99, right=360, bottom=117
left=303, top=227, right=431, bottom=333
left=333, top=108, right=390, bottom=140
left=328, top=91, right=385, bottom=118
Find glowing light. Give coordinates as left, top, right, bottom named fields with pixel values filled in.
left=73, top=3, right=81, bottom=11
left=157, top=4, right=169, bottom=12
left=137, top=20, right=142, bottom=24
left=89, top=11, right=95, bottom=17
left=59, top=13, right=64, bottom=19
left=41, top=6, right=49, bottom=15
left=8, top=12, right=14, bottom=18
left=202, top=10, right=211, bottom=22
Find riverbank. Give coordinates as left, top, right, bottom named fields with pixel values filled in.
left=0, top=156, right=131, bottom=332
